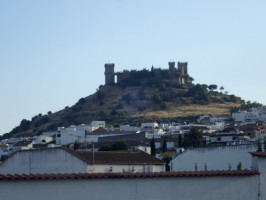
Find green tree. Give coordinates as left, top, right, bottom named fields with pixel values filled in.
left=162, top=155, right=172, bottom=172
left=183, top=127, right=204, bottom=148
left=161, top=140, right=167, bottom=153
left=208, top=84, right=218, bottom=91
left=178, top=134, right=182, bottom=147
left=77, top=97, right=86, bottom=105
left=111, top=141, right=130, bottom=151
left=188, top=84, right=210, bottom=104
left=99, top=145, right=111, bottom=151
left=220, top=86, right=224, bottom=93
left=150, top=137, right=156, bottom=156
left=257, top=137, right=262, bottom=152
left=237, top=162, right=242, bottom=170
left=228, top=163, right=232, bottom=171
left=20, top=119, right=31, bottom=131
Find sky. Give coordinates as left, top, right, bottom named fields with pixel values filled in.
left=0, top=0, right=266, bottom=135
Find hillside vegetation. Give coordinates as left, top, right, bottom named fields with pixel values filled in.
left=2, top=81, right=251, bottom=139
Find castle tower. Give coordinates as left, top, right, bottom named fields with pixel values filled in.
left=178, top=62, right=188, bottom=75
left=104, top=63, right=115, bottom=85
left=168, top=62, right=176, bottom=75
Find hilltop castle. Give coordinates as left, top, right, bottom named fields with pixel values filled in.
left=104, top=61, right=191, bottom=86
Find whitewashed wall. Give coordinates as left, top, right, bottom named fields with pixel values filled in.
left=0, top=175, right=259, bottom=200
left=170, top=145, right=257, bottom=171
left=86, top=164, right=164, bottom=173
left=0, top=148, right=88, bottom=174
left=253, top=156, right=266, bottom=200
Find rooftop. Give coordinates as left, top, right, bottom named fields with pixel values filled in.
left=66, top=148, right=164, bottom=165
left=13, top=140, right=32, bottom=147
left=249, top=152, right=266, bottom=157
left=0, top=170, right=259, bottom=182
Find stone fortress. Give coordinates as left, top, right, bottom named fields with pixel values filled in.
left=104, top=61, right=191, bottom=86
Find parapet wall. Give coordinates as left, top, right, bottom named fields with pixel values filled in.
left=104, top=62, right=189, bottom=85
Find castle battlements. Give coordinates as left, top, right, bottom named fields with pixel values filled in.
left=104, top=61, right=190, bottom=86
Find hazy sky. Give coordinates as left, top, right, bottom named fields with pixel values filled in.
left=0, top=0, right=266, bottom=135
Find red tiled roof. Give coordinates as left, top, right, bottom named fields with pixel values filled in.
left=0, top=171, right=259, bottom=182
left=249, top=152, right=266, bottom=157
left=92, top=127, right=107, bottom=133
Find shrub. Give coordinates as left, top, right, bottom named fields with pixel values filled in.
left=99, top=145, right=111, bottom=151
left=77, top=98, right=86, bottom=105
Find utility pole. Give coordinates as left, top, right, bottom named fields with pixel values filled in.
left=92, top=142, right=95, bottom=165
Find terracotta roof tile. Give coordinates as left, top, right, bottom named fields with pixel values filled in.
left=0, top=171, right=259, bottom=182
left=91, top=127, right=107, bottom=133
left=249, top=152, right=266, bottom=157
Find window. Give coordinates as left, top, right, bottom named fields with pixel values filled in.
left=217, top=137, right=221, bottom=141
left=57, top=134, right=61, bottom=137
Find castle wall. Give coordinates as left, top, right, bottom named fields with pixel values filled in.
left=116, top=71, right=130, bottom=84
left=104, top=62, right=189, bottom=86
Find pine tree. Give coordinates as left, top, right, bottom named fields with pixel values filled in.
left=257, top=137, right=262, bottom=152
left=237, top=162, right=242, bottom=170
left=150, top=137, right=156, bottom=156
left=162, top=140, right=167, bottom=153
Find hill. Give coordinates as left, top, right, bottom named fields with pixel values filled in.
left=2, top=83, right=245, bottom=139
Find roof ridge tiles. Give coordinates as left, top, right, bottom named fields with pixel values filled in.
left=0, top=171, right=260, bottom=182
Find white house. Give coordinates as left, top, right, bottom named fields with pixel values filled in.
left=169, top=144, right=257, bottom=171
left=91, top=121, right=105, bottom=128
left=120, top=125, right=140, bottom=132
left=0, top=144, right=10, bottom=160
left=34, top=135, right=53, bottom=144
left=0, top=148, right=165, bottom=174
left=52, top=121, right=107, bottom=145
left=207, top=131, right=245, bottom=145
left=12, top=140, right=33, bottom=151
left=143, top=124, right=165, bottom=139
left=232, top=106, right=266, bottom=122
left=141, top=122, right=159, bottom=130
